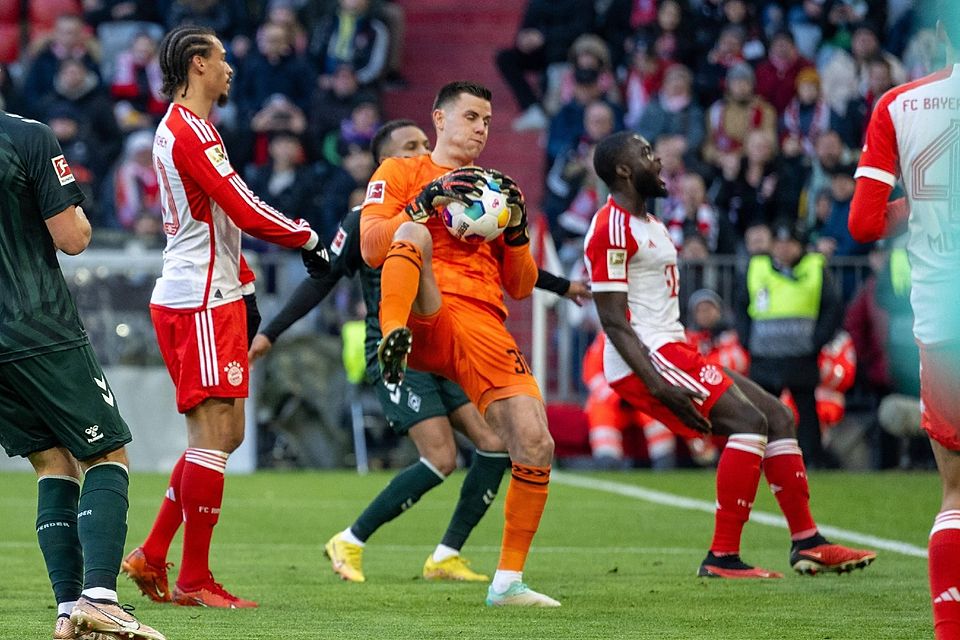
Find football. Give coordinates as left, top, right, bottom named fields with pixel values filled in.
left=439, top=171, right=510, bottom=244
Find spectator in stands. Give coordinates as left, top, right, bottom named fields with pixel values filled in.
left=716, top=0, right=767, bottom=60
left=321, top=99, right=380, bottom=165
left=817, top=163, right=873, bottom=260
left=713, top=129, right=783, bottom=253
left=264, top=0, right=309, bottom=54
left=702, top=62, right=777, bottom=171
left=756, top=30, right=814, bottom=114
left=653, top=134, right=690, bottom=211
left=694, top=24, right=746, bottom=107
left=309, top=0, right=389, bottom=89
left=23, top=14, right=100, bottom=104
left=166, top=0, right=249, bottom=41
left=236, top=21, right=314, bottom=121
left=82, top=0, right=160, bottom=28
left=47, top=105, right=101, bottom=219
left=638, top=0, right=696, bottom=67
left=663, top=174, right=718, bottom=252
left=781, top=66, right=830, bottom=157
left=635, top=64, right=705, bottom=168
left=496, top=0, right=594, bottom=132
left=593, top=0, right=633, bottom=69
left=546, top=65, right=621, bottom=164
left=685, top=288, right=749, bottom=375
left=317, top=143, right=374, bottom=239
left=820, top=22, right=906, bottom=117
left=110, top=32, right=166, bottom=132
left=799, top=129, right=855, bottom=229
left=39, top=59, right=121, bottom=180
left=621, top=40, right=665, bottom=130
left=112, top=129, right=160, bottom=230
left=545, top=100, right=615, bottom=240
left=543, top=34, right=619, bottom=116
left=245, top=132, right=320, bottom=232
left=308, top=63, right=375, bottom=152
left=250, top=93, right=308, bottom=139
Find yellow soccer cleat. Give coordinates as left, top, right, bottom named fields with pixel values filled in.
left=324, top=532, right=366, bottom=583
left=423, top=554, right=489, bottom=582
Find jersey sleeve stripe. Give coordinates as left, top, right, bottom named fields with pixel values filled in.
left=228, top=175, right=307, bottom=233
left=854, top=166, right=897, bottom=186
left=182, top=111, right=214, bottom=143
left=591, top=282, right=630, bottom=292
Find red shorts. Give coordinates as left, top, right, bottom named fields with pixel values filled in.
left=151, top=300, right=248, bottom=413
left=406, top=295, right=541, bottom=415
left=919, top=341, right=960, bottom=451
left=610, top=341, right=733, bottom=439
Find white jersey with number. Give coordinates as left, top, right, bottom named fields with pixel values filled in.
left=855, top=64, right=960, bottom=344
left=583, top=196, right=686, bottom=382
left=151, top=103, right=313, bottom=310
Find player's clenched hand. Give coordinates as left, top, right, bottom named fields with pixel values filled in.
left=404, top=166, right=485, bottom=223
left=651, top=384, right=711, bottom=434
left=564, top=280, right=592, bottom=307
left=301, top=244, right=331, bottom=279
left=248, top=333, right=273, bottom=363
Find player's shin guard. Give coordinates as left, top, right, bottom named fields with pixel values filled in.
left=37, top=476, right=83, bottom=606
left=763, top=438, right=818, bottom=540
left=177, top=449, right=228, bottom=589
left=930, top=511, right=960, bottom=639
left=77, top=463, right=129, bottom=593
left=711, top=434, right=766, bottom=554
left=497, top=463, right=550, bottom=572
left=379, top=240, right=422, bottom=337
left=441, top=451, right=511, bottom=551
left=351, top=458, right=445, bottom=541
left=141, top=452, right=186, bottom=563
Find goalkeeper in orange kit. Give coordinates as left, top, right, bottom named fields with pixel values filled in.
left=359, top=80, right=558, bottom=607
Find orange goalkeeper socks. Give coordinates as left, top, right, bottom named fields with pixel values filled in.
left=379, top=240, right=422, bottom=336
left=497, top=462, right=551, bottom=572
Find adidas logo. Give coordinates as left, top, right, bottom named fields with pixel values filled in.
left=935, top=587, right=960, bottom=603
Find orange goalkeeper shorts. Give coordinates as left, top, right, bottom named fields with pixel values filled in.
left=406, top=294, right=542, bottom=415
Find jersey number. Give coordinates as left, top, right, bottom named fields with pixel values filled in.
left=156, top=158, right=180, bottom=235
left=506, top=348, right=530, bottom=374
left=664, top=264, right=680, bottom=298
left=912, top=119, right=960, bottom=212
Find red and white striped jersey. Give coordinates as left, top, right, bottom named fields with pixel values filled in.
left=854, top=64, right=960, bottom=344
left=150, top=103, right=315, bottom=310
left=584, top=196, right=686, bottom=383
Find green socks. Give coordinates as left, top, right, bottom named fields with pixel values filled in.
left=37, top=476, right=83, bottom=605
left=441, top=451, right=511, bottom=550
left=351, top=458, right=445, bottom=541
left=77, top=463, right=129, bottom=591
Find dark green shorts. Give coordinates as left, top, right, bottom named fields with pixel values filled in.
left=371, top=368, right=471, bottom=435
left=0, top=344, right=132, bottom=460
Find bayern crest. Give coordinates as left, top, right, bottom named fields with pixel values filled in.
left=224, top=361, right=245, bottom=386
left=699, top=364, right=723, bottom=386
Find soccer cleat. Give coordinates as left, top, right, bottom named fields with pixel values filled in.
left=790, top=543, right=877, bottom=575
left=70, top=597, right=166, bottom=640
left=377, top=327, right=412, bottom=385
left=485, top=581, right=561, bottom=607
left=324, top=532, right=366, bottom=582
left=55, top=614, right=114, bottom=640
left=697, top=552, right=784, bottom=579
left=171, top=577, right=258, bottom=608
left=423, top=554, right=489, bottom=582
left=122, top=547, right=172, bottom=603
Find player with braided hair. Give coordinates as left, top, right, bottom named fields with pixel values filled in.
left=121, top=25, right=328, bottom=609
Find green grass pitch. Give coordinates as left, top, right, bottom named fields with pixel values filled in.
left=0, top=469, right=938, bottom=639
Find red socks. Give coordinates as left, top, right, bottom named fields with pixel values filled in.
left=141, top=453, right=186, bottom=563
left=498, top=463, right=550, bottom=572
left=931, top=511, right=960, bottom=639
left=763, top=439, right=818, bottom=540
left=711, top=434, right=765, bottom=554
left=176, top=448, right=229, bottom=589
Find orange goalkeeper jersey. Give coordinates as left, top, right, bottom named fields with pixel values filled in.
left=360, top=154, right=537, bottom=318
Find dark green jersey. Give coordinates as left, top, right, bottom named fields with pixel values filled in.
left=0, top=111, right=86, bottom=363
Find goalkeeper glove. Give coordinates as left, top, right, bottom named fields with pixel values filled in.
left=404, top=166, right=486, bottom=222
left=242, top=292, right=261, bottom=349
left=488, top=169, right=528, bottom=246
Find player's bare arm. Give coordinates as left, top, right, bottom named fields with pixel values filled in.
left=595, top=290, right=711, bottom=434
left=45, top=205, right=90, bottom=255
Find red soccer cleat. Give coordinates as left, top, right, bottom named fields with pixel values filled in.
left=122, top=547, right=173, bottom=603
left=698, top=552, right=784, bottom=579
left=791, top=543, right=877, bottom=575
left=172, top=577, right=258, bottom=609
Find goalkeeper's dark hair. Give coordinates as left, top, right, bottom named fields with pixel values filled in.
left=433, top=81, right=492, bottom=110
left=159, top=26, right=217, bottom=99
left=593, top=131, right=636, bottom=189
left=371, top=119, right=418, bottom=164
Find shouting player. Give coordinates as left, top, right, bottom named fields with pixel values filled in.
left=250, top=119, right=587, bottom=583
left=585, top=131, right=876, bottom=578
left=360, top=82, right=558, bottom=606
left=849, top=5, right=960, bottom=636
left=121, top=26, right=329, bottom=609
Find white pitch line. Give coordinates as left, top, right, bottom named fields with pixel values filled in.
left=553, top=472, right=928, bottom=559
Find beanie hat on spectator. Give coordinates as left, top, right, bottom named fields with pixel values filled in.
left=795, top=66, right=820, bottom=88
left=687, top=289, right=724, bottom=317
left=726, top=62, right=755, bottom=86
left=773, top=220, right=807, bottom=245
